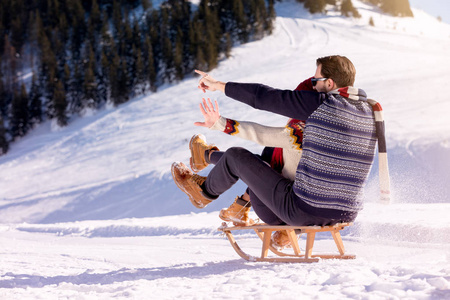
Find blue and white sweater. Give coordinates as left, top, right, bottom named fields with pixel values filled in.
left=225, top=82, right=377, bottom=218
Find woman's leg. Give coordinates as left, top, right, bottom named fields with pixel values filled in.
left=204, top=147, right=293, bottom=225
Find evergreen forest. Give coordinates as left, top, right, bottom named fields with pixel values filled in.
left=0, top=0, right=276, bottom=154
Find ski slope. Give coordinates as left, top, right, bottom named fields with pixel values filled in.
left=1, top=0, right=450, bottom=298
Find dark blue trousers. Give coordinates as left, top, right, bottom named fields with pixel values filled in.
left=206, top=147, right=340, bottom=226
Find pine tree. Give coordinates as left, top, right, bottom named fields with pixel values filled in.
left=63, top=63, right=71, bottom=92
left=70, top=0, right=86, bottom=59
left=132, top=18, right=142, bottom=51
left=253, top=0, right=269, bottom=39
left=10, top=15, right=25, bottom=54
left=224, top=32, right=232, bottom=58
left=195, top=44, right=207, bottom=72
left=112, top=0, right=122, bottom=36
left=0, top=20, right=5, bottom=58
left=82, top=43, right=98, bottom=109
left=83, top=63, right=97, bottom=110
left=266, top=0, right=276, bottom=34
left=117, top=59, right=130, bottom=105
left=69, top=63, right=83, bottom=114
left=341, top=0, right=361, bottom=18
left=101, top=10, right=112, bottom=45
left=98, top=49, right=110, bottom=104
left=134, top=48, right=146, bottom=94
left=174, top=30, right=184, bottom=81
left=53, top=80, right=68, bottom=127
left=38, top=30, right=57, bottom=82
left=201, top=1, right=220, bottom=70
left=59, top=13, right=69, bottom=44
left=298, top=0, right=327, bottom=14
left=142, top=0, right=151, bottom=12
left=162, top=35, right=173, bottom=82
left=380, top=0, right=413, bottom=17
left=109, top=52, right=120, bottom=106
left=47, top=0, right=61, bottom=28
left=90, top=0, right=101, bottom=32
left=232, top=0, right=248, bottom=43
left=10, top=83, right=29, bottom=139
left=0, top=116, right=8, bottom=155
left=27, top=10, right=43, bottom=68
left=39, top=31, right=58, bottom=118
left=0, top=70, right=6, bottom=117
left=143, top=35, right=157, bottom=92
left=28, top=72, right=43, bottom=126
left=2, top=38, right=17, bottom=95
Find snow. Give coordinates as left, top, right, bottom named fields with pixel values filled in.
left=1, top=0, right=450, bottom=298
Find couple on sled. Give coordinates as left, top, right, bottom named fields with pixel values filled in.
left=172, top=55, right=378, bottom=248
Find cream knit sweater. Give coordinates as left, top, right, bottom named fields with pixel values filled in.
left=210, top=116, right=305, bottom=181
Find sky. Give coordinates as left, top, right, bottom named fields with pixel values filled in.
left=409, top=0, right=450, bottom=23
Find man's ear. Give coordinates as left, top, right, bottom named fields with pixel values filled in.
left=327, top=78, right=336, bottom=90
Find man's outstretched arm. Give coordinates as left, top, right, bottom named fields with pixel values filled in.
left=195, top=70, right=323, bottom=120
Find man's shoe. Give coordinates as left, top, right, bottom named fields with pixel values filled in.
left=271, top=230, right=292, bottom=248
left=189, top=134, right=219, bottom=173
left=219, top=196, right=254, bottom=226
left=171, top=162, right=215, bottom=208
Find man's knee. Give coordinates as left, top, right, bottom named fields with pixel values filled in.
left=224, top=147, right=251, bottom=158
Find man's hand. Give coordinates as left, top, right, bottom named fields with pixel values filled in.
left=195, top=70, right=226, bottom=93
left=194, top=98, right=220, bottom=128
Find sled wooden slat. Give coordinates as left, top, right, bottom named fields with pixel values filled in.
left=287, top=229, right=301, bottom=256
left=218, top=222, right=355, bottom=263
left=261, top=231, right=271, bottom=258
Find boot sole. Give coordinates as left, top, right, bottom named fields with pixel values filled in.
left=219, top=211, right=254, bottom=226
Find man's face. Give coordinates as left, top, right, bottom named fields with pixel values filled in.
left=313, top=64, right=330, bottom=93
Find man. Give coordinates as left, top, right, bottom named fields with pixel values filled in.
left=172, top=55, right=377, bottom=245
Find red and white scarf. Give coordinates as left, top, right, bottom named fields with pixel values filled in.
left=330, top=87, right=391, bottom=204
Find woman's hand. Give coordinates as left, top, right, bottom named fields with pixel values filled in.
left=195, top=70, right=226, bottom=93
left=194, top=98, right=220, bottom=128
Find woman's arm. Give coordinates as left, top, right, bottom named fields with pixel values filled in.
left=194, top=98, right=302, bottom=150
left=211, top=116, right=302, bottom=150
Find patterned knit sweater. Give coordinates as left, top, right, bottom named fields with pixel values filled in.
left=225, top=82, right=377, bottom=218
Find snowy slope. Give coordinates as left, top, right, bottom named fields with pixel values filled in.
left=1, top=0, right=450, bottom=298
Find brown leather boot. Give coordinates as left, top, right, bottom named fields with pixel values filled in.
left=171, top=162, right=215, bottom=208
left=219, top=196, right=254, bottom=226
left=271, top=230, right=292, bottom=248
left=189, top=134, right=219, bottom=172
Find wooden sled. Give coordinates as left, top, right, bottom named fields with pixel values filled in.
left=218, top=222, right=355, bottom=263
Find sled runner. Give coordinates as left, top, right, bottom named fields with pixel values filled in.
left=218, top=222, right=355, bottom=263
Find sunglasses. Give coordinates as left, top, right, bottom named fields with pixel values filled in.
left=311, top=77, right=328, bottom=86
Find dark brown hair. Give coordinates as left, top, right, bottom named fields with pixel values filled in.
left=316, top=55, right=356, bottom=87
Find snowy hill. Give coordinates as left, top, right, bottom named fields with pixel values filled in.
left=1, top=0, right=450, bottom=298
